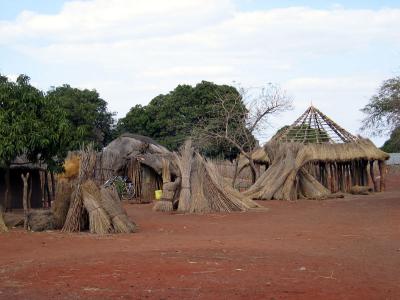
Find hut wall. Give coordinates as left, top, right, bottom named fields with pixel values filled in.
left=0, top=168, right=42, bottom=209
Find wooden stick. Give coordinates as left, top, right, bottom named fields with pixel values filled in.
left=21, top=172, right=30, bottom=230
left=378, top=160, right=386, bottom=192
left=370, top=161, right=378, bottom=192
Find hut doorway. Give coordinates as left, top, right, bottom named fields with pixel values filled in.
left=126, top=158, right=162, bottom=203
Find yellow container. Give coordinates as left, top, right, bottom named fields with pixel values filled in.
left=155, top=190, right=163, bottom=200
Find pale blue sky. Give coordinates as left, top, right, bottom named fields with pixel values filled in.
left=1, top=0, right=399, bottom=146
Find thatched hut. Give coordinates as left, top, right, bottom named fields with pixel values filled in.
left=244, top=106, right=390, bottom=200
left=100, top=134, right=176, bottom=203
left=100, top=135, right=261, bottom=213
left=0, top=156, right=53, bottom=211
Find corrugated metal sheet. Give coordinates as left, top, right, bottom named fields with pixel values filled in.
left=387, top=153, right=400, bottom=165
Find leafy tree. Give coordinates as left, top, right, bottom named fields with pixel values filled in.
left=116, top=81, right=246, bottom=159
left=194, top=84, right=292, bottom=183
left=361, top=76, right=400, bottom=135
left=46, top=85, right=115, bottom=149
left=0, top=74, right=71, bottom=209
left=381, top=127, right=400, bottom=152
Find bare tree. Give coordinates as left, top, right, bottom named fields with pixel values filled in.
left=194, top=83, right=292, bottom=183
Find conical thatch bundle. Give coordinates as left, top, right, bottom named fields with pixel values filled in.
left=175, top=140, right=194, bottom=212
left=100, top=187, right=136, bottom=233
left=245, top=106, right=390, bottom=200
left=82, top=180, right=113, bottom=235
left=52, top=179, right=73, bottom=229
left=62, top=145, right=98, bottom=232
left=189, top=154, right=261, bottom=213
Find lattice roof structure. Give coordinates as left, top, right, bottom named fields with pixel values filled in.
left=273, top=105, right=358, bottom=144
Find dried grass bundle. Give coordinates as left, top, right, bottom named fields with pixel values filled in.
left=62, top=144, right=97, bottom=232
left=100, top=187, right=136, bottom=233
left=175, top=140, right=194, bottom=212
left=153, top=200, right=173, bottom=212
left=189, top=154, right=256, bottom=213
left=82, top=180, right=112, bottom=234
left=350, top=185, right=372, bottom=195
left=52, top=179, right=73, bottom=229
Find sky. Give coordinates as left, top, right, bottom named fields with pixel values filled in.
left=1, top=0, right=400, bottom=146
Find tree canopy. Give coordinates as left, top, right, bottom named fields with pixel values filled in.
left=361, top=76, right=400, bottom=152
left=116, top=81, right=248, bottom=159
left=361, top=76, right=400, bottom=135
left=0, top=74, right=70, bottom=171
left=381, top=127, right=400, bottom=152
left=46, top=85, right=115, bottom=149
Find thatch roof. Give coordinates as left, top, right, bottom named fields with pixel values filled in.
left=273, top=105, right=358, bottom=144
left=102, top=134, right=176, bottom=176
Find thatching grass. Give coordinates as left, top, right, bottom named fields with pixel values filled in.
left=175, top=140, right=193, bottom=212
left=153, top=200, right=173, bottom=212
left=82, top=180, right=112, bottom=235
left=100, top=187, right=136, bottom=233
left=52, top=179, right=73, bottom=229
left=62, top=145, right=97, bottom=232
left=189, top=154, right=260, bottom=213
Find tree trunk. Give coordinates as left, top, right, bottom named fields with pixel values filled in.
left=50, top=171, right=56, bottom=200
left=28, top=175, right=33, bottom=209
left=21, top=172, right=30, bottom=230
left=44, top=170, right=51, bottom=207
left=4, top=167, right=11, bottom=212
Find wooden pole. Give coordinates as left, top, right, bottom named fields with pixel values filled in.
left=4, top=167, right=11, bottom=212
left=378, top=160, right=386, bottom=192
left=232, top=159, right=239, bottom=188
left=21, top=172, right=30, bottom=230
left=28, top=175, right=32, bottom=209
left=44, top=170, right=51, bottom=207
left=370, top=160, right=378, bottom=192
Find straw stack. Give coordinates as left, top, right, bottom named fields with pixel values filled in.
left=81, top=180, right=112, bottom=234
left=100, top=187, right=136, bottom=233
left=62, top=144, right=97, bottom=232
left=52, top=178, right=73, bottom=229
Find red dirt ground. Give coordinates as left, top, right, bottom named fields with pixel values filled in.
left=1, top=174, right=399, bottom=299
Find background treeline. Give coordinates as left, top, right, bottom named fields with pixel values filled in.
left=1, top=73, right=399, bottom=174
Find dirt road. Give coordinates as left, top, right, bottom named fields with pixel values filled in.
left=0, top=174, right=399, bottom=299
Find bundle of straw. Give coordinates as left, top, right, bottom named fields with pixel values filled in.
left=0, top=207, right=8, bottom=233
left=82, top=180, right=112, bottom=234
left=52, top=179, right=73, bottom=229
left=153, top=200, right=173, bottom=212
left=175, top=140, right=194, bottom=212
left=63, top=144, right=97, bottom=232
left=100, top=187, right=136, bottom=233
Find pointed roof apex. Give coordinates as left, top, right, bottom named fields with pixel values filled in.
left=273, top=105, right=358, bottom=144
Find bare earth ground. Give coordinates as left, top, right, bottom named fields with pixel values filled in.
left=1, top=174, right=399, bottom=299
